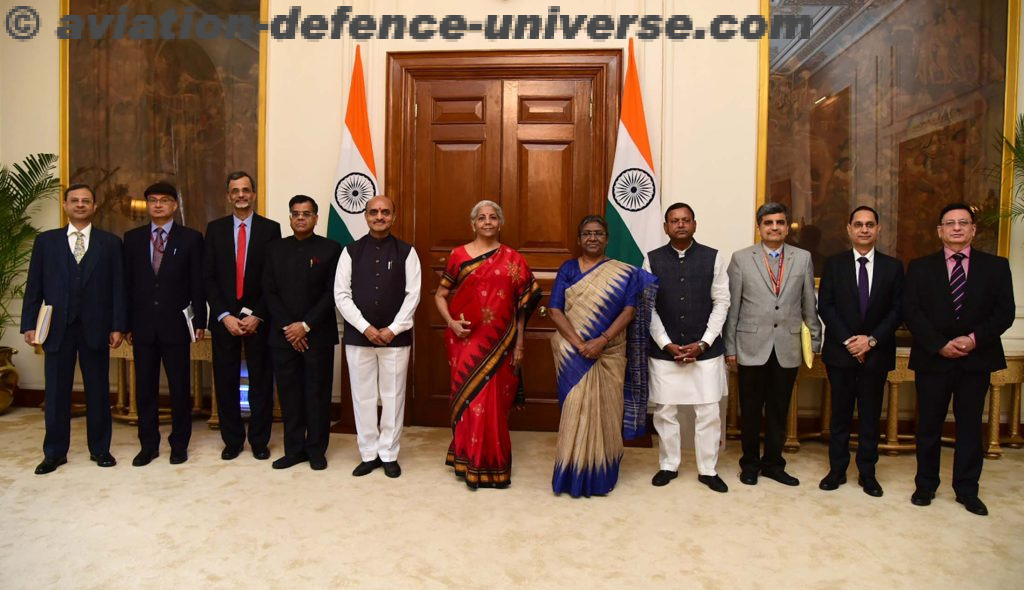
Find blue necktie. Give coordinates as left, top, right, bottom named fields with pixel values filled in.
left=858, top=257, right=869, bottom=317
left=950, top=253, right=966, bottom=319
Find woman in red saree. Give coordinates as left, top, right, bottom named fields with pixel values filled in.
left=434, top=200, right=541, bottom=489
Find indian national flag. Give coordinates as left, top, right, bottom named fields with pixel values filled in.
left=328, top=45, right=378, bottom=246
left=605, top=38, right=663, bottom=267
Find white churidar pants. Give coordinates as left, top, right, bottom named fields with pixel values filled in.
left=654, top=401, right=722, bottom=476
left=345, top=345, right=410, bottom=462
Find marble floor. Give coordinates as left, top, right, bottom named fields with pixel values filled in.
left=0, top=407, right=1022, bottom=589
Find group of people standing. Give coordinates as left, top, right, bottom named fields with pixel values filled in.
left=20, top=180, right=1015, bottom=516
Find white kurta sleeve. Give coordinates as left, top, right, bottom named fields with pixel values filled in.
left=699, top=251, right=731, bottom=345
left=334, top=248, right=371, bottom=334
left=644, top=258, right=672, bottom=350
left=385, top=247, right=422, bottom=336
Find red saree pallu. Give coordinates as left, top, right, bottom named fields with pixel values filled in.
left=441, top=245, right=540, bottom=488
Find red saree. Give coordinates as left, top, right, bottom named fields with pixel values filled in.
left=441, top=244, right=540, bottom=488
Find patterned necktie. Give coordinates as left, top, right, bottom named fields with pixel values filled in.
left=72, top=231, right=85, bottom=264
left=152, top=228, right=166, bottom=274
left=236, top=222, right=247, bottom=300
left=858, top=256, right=869, bottom=317
left=950, top=252, right=966, bottom=319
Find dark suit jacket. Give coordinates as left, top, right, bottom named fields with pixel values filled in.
left=123, top=222, right=207, bottom=343
left=262, top=235, right=342, bottom=349
left=817, top=250, right=904, bottom=372
left=20, top=226, right=126, bottom=352
left=203, top=214, right=281, bottom=331
left=904, top=248, right=1014, bottom=373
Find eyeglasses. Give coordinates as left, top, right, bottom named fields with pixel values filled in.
left=940, top=219, right=973, bottom=228
left=146, top=197, right=175, bottom=205
left=580, top=231, right=607, bottom=238
left=290, top=211, right=315, bottom=218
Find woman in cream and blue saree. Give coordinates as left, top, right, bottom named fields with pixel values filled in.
left=547, top=215, right=658, bottom=497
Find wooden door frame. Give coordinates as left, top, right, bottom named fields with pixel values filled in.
left=384, top=49, right=622, bottom=426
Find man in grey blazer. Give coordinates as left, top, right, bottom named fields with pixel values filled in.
left=724, top=202, right=822, bottom=486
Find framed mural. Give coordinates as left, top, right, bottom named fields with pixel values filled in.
left=764, top=0, right=1017, bottom=271
left=61, top=0, right=265, bottom=234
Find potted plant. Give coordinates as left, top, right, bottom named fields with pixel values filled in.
left=0, top=153, right=60, bottom=413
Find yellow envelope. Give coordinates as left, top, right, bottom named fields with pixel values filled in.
left=801, top=322, right=814, bottom=368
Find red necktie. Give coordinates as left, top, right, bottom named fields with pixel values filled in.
left=236, top=222, right=246, bottom=300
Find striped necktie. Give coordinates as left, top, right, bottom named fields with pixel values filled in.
left=950, top=252, right=966, bottom=319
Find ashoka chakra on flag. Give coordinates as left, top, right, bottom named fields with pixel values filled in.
left=335, top=172, right=377, bottom=214
left=612, top=167, right=656, bottom=212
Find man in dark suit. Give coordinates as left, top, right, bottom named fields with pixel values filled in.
left=263, top=195, right=341, bottom=470
left=21, top=183, right=126, bottom=474
left=904, top=203, right=1014, bottom=516
left=204, top=171, right=281, bottom=460
left=817, top=206, right=904, bottom=497
left=123, top=182, right=206, bottom=466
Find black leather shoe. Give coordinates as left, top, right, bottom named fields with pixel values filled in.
left=90, top=453, right=116, bottom=467
left=352, top=457, right=382, bottom=476
left=858, top=475, right=883, bottom=497
left=651, top=470, right=678, bottom=487
left=309, top=456, right=327, bottom=471
left=818, top=472, right=847, bottom=491
left=34, top=456, right=67, bottom=475
left=132, top=449, right=159, bottom=467
left=698, top=474, right=729, bottom=493
left=956, top=496, right=988, bottom=516
left=911, top=488, right=935, bottom=506
left=271, top=454, right=308, bottom=470
left=221, top=446, right=242, bottom=460
left=169, top=451, right=188, bottom=465
left=739, top=471, right=758, bottom=485
left=252, top=447, right=271, bottom=460
left=761, top=469, right=799, bottom=486
left=383, top=461, right=402, bottom=478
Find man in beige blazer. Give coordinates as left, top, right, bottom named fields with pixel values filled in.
left=724, top=202, right=822, bottom=487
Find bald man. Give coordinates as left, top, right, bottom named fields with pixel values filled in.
left=334, top=196, right=421, bottom=479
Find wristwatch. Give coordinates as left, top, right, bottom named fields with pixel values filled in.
left=868, top=336, right=878, bottom=348
left=697, top=341, right=709, bottom=353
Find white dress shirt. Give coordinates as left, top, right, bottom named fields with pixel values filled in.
left=852, top=248, right=875, bottom=295
left=66, top=223, right=93, bottom=255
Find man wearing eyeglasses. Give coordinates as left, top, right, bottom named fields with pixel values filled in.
left=904, top=203, right=1014, bottom=516
left=816, top=206, right=903, bottom=497
left=123, top=182, right=206, bottom=466
left=645, top=203, right=731, bottom=493
left=334, top=195, right=421, bottom=479
left=724, top=202, right=822, bottom=487
left=204, top=171, right=281, bottom=461
left=262, top=195, right=341, bottom=470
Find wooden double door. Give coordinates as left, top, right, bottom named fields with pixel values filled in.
left=384, top=50, right=622, bottom=430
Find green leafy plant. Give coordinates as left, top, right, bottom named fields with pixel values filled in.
left=0, top=153, right=60, bottom=341
left=986, top=113, right=1024, bottom=222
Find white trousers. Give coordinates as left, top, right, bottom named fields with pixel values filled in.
left=653, top=401, right=722, bottom=476
left=345, top=345, right=410, bottom=462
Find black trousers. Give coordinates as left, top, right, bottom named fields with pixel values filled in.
left=825, top=364, right=886, bottom=477
left=272, top=345, right=334, bottom=460
left=914, top=368, right=989, bottom=498
left=43, top=320, right=111, bottom=459
left=211, top=324, right=274, bottom=451
left=738, top=350, right=799, bottom=475
left=134, top=338, right=192, bottom=453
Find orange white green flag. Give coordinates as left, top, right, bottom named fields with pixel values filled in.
left=328, top=45, right=378, bottom=246
left=605, top=38, right=663, bottom=267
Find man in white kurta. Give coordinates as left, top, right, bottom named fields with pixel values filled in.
left=334, top=195, right=421, bottom=479
left=644, top=203, right=730, bottom=493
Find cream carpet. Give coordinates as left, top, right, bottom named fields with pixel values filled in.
left=0, top=407, right=1022, bottom=589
